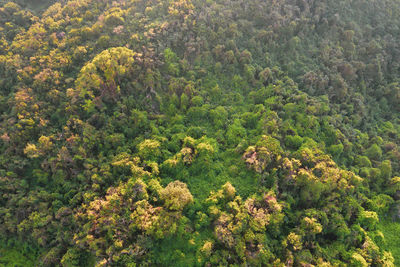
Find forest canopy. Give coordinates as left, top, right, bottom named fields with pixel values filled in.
left=0, top=0, right=400, bottom=266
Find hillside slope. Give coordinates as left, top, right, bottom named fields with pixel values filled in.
left=0, top=0, right=400, bottom=266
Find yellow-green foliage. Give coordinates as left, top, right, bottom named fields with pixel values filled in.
left=160, top=180, right=193, bottom=210
left=74, top=47, right=135, bottom=110
left=75, top=176, right=193, bottom=265
left=1, top=0, right=400, bottom=266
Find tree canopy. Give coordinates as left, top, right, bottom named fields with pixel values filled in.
left=1, top=0, right=400, bottom=266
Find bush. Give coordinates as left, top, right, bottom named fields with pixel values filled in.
left=366, top=144, right=382, bottom=161
left=285, top=135, right=303, bottom=150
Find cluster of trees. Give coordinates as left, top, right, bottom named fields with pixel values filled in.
left=0, top=0, right=399, bottom=265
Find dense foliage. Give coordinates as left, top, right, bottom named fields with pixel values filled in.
left=1, top=0, right=400, bottom=266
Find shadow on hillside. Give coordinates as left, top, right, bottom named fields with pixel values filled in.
left=12, top=0, right=55, bottom=13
